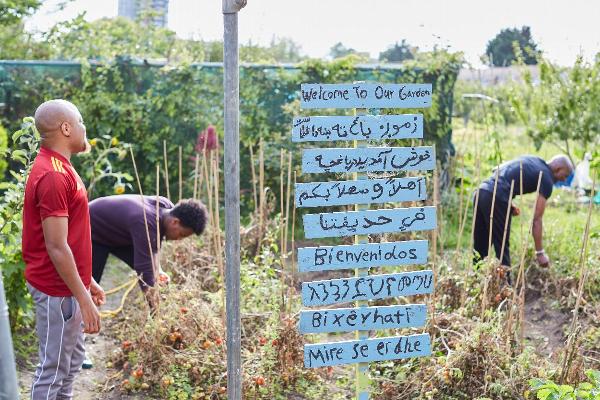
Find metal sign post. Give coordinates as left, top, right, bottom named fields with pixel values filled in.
left=0, top=273, right=19, bottom=400
left=222, top=1, right=246, bottom=399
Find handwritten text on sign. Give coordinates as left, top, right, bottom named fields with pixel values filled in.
left=303, top=206, right=436, bottom=238
left=304, top=333, right=431, bottom=368
left=295, top=177, right=426, bottom=208
left=302, top=270, right=433, bottom=307
left=302, top=146, right=435, bottom=174
left=300, top=83, right=432, bottom=109
left=297, top=240, right=428, bottom=272
left=299, top=304, right=427, bottom=334
left=292, top=115, right=423, bottom=142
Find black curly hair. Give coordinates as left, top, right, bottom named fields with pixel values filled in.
left=170, top=199, right=208, bottom=235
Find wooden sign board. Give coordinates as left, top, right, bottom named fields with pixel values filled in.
left=302, top=269, right=433, bottom=307
left=292, top=115, right=423, bottom=142
left=295, top=177, right=426, bottom=208
left=302, top=146, right=435, bottom=174
left=303, top=206, right=436, bottom=238
left=297, top=240, right=428, bottom=272
left=299, top=304, right=427, bottom=334
left=300, top=83, right=432, bottom=109
left=304, top=333, right=431, bottom=368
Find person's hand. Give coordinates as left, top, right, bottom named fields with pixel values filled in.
left=79, top=296, right=101, bottom=334
left=90, top=279, right=105, bottom=307
left=158, top=269, right=170, bottom=285
left=511, top=204, right=521, bottom=216
left=536, top=252, right=550, bottom=268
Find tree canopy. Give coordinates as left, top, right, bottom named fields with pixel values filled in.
left=484, top=26, right=541, bottom=66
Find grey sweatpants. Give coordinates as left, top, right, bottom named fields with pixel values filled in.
left=27, top=283, right=85, bottom=400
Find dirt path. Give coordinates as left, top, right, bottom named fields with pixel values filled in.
left=18, top=258, right=143, bottom=400
left=522, top=286, right=570, bottom=357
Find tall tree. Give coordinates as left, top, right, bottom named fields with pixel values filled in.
left=485, top=26, right=541, bottom=66
left=0, top=0, right=41, bottom=25
left=329, top=42, right=369, bottom=61
left=379, top=39, right=417, bottom=63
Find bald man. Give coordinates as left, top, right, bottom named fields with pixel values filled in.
left=473, top=155, right=573, bottom=276
left=22, top=99, right=105, bottom=400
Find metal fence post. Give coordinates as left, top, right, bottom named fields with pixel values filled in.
left=0, top=273, right=19, bottom=400
left=223, top=0, right=246, bottom=398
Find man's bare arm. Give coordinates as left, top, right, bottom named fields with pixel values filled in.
left=42, top=216, right=101, bottom=333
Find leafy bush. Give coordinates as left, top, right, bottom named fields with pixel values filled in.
left=509, top=56, right=600, bottom=162
left=530, top=370, right=600, bottom=400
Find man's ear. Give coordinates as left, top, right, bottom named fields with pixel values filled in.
left=171, top=217, right=181, bottom=227
left=61, top=121, right=71, bottom=137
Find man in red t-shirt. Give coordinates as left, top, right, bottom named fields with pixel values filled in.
left=22, top=99, right=105, bottom=400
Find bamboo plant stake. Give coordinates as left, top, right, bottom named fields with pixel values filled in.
left=487, top=167, right=501, bottom=253
left=480, top=167, right=500, bottom=318
left=156, top=164, right=161, bottom=271
left=163, top=140, right=170, bottom=200
left=130, top=148, right=156, bottom=282
left=249, top=144, right=258, bottom=213
left=509, top=172, right=542, bottom=351
left=193, top=153, right=199, bottom=200
left=498, top=180, right=515, bottom=266
left=197, top=137, right=209, bottom=201
left=257, top=140, right=265, bottom=252
left=288, top=170, right=298, bottom=315
left=279, top=149, right=286, bottom=311
left=284, top=151, right=292, bottom=256
left=560, top=174, right=595, bottom=381
left=178, top=146, right=183, bottom=202
left=213, top=153, right=226, bottom=326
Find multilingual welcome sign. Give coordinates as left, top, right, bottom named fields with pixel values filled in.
left=293, top=82, right=435, bottom=400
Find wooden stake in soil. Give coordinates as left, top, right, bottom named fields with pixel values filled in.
left=288, top=170, right=298, bottom=315
left=193, top=153, right=200, bottom=200
left=178, top=145, right=183, bottom=202
left=163, top=140, right=170, bottom=200
left=508, top=171, right=542, bottom=352
left=560, top=174, right=596, bottom=382
left=279, top=149, right=286, bottom=311
left=284, top=151, right=292, bottom=256
left=499, top=180, right=515, bottom=266
left=487, top=167, right=501, bottom=254
left=130, top=147, right=156, bottom=281
left=156, top=164, right=161, bottom=273
left=249, top=144, right=258, bottom=212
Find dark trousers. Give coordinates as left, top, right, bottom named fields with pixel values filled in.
left=473, top=189, right=512, bottom=266
left=92, top=242, right=135, bottom=283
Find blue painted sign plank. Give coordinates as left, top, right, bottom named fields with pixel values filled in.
left=299, top=304, right=427, bottom=334
left=303, top=206, right=436, bottom=238
left=295, top=177, right=426, bottom=208
left=291, top=115, right=423, bottom=142
left=302, top=146, right=435, bottom=174
left=300, top=83, right=432, bottom=109
left=301, top=270, right=433, bottom=307
left=297, top=240, right=428, bottom=272
left=304, top=333, right=431, bottom=368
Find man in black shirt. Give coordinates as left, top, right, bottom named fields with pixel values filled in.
left=473, top=155, right=573, bottom=270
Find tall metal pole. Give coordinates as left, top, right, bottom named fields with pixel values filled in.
left=223, top=1, right=246, bottom=399
left=0, top=273, right=19, bottom=400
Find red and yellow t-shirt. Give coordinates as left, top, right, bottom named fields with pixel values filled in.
left=22, top=147, right=92, bottom=296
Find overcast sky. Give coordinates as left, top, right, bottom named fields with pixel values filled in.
left=26, top=0, right=600, bottom=67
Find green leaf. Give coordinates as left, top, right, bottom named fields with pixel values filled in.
left=11, top=149, right=26, bottom=163
left=11, top=129, right=24, bottom=142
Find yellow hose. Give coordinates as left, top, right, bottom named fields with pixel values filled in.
left=99, top=278, right=138, bottom=318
